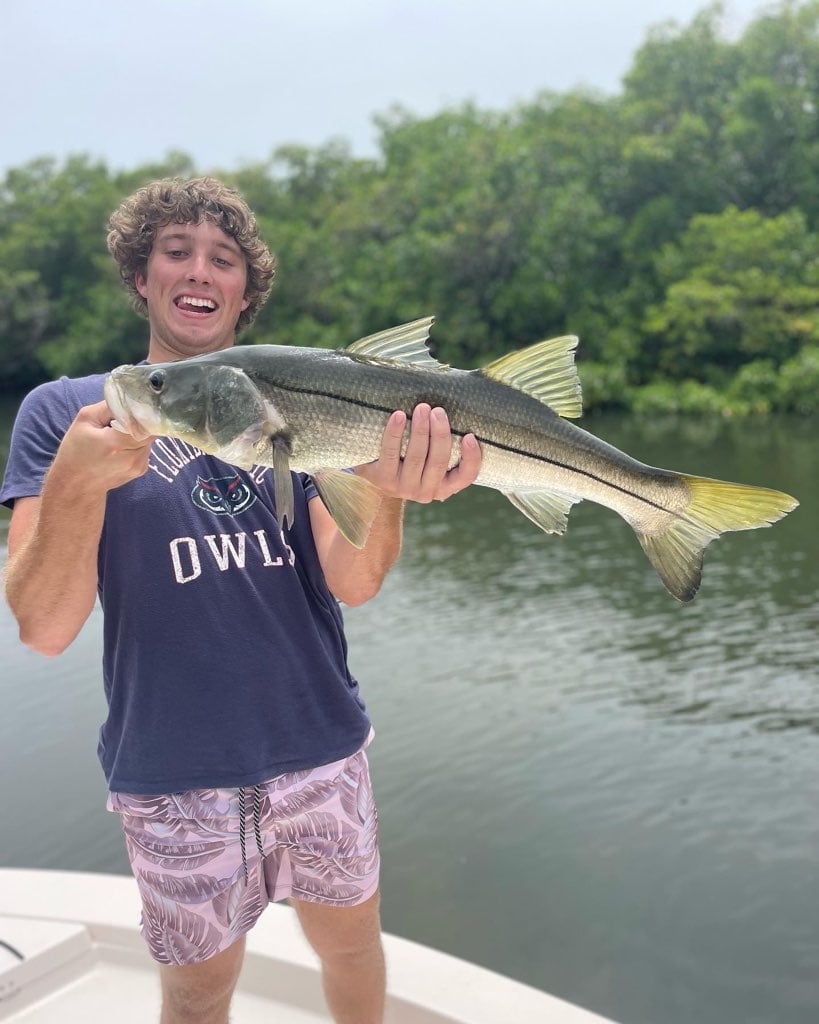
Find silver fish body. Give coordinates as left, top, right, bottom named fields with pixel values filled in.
left=104, top=318, right=798, bottom=602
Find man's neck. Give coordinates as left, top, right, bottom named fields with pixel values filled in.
left=145, top=336, right=236, bottom=364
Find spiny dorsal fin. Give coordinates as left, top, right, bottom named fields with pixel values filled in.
left=345, top=317, right=448, bottom=370
left=481, top=336, right=582, bottom=418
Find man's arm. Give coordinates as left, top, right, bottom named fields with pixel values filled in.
left=310, top=404, right=481, bottom=605
left=4, top=401, right=154, bottom=656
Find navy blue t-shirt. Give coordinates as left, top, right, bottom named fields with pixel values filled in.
left=0, top=375, right=371, bottom=794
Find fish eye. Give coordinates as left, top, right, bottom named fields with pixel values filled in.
left=149, top=370, right=165, bottom=393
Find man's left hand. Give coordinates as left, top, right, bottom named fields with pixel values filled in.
left=355, top=404, right=481, bottom=503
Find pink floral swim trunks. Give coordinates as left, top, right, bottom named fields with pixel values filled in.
left=107, top=742, right=379, bottom=965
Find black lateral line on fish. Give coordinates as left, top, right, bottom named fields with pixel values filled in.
left=468, top=436, right=673, bottom=515
left=272, top=381, right=675, bottom=516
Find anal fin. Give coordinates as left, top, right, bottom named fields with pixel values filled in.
left=505, top=490, right=580, bottom=535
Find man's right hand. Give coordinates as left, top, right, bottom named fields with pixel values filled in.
left=51, top=400, right=155, bottom=494
left=5, top=401, right=156, bottom=656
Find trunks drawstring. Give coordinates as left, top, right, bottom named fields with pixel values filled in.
left=238, top=784, right=265, bottom=884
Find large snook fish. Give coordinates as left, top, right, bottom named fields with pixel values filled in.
left=104, top=317, right=798, bottom=602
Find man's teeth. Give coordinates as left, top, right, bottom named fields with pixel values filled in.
left=178, top=296, right=216, bottom=309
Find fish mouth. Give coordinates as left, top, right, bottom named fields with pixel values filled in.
left=103, top=371, right=159, bottom=441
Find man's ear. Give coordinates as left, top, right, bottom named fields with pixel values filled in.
left=241, top=294, right=250, bottom=311
left=135, top=269, right=148, bottom=299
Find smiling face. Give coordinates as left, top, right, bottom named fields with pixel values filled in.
left=135, top=220, right=251, bottom=363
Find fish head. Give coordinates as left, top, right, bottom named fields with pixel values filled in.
left=104, top=360, right=289, bottom=467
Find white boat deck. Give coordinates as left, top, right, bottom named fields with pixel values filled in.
left=0, top=869, right=617, bottom=1023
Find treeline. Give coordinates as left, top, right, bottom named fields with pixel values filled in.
left=2, top=1, right=819, bottom=414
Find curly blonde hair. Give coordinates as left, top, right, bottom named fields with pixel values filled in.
left=107, top=176, right=276, bottom=331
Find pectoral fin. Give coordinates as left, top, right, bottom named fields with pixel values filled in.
left=273, top=438, right=295, bottom=531
left=505, top=490, right=581, bottom=535
left=313, top=470, right=383, bottom=548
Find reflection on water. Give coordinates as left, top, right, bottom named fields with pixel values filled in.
left=1, top=405, right=817, bottom=1024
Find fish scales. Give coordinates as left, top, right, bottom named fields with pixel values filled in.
left=231, top=345, right=689, bottom=526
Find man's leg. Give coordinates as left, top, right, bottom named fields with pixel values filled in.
left=292, top=890, right=386, bottom=1024
left=158, top=935, right=246, bottom=1024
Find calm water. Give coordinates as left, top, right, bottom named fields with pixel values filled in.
left=1, top=399, right=817, bottom=1024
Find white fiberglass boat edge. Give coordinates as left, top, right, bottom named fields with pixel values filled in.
left=0, top=869, right=618, bottom=1023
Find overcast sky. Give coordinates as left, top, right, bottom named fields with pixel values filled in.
left=2, top=0, right=773, bottom=176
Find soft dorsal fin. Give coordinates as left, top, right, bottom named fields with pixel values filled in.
left=481, top=336, right=583, bottom=418
left=345, top=317, right=448, bottom=369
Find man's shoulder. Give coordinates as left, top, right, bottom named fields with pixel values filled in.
left=38, top=372, right=107, bottom=403
left=1, top=373, right=110, bottom=507
left=60, top=372, right=108, bottom=409
left=18, top=373, right=107, bottom=420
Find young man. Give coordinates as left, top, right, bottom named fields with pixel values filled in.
left=1, top=177, right=481, bottom=1024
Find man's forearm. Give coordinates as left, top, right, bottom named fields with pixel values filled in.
left=318, top=494, right=405, bottom=606
left=5, top=467, right=107, bottom=656
left=5, top=400, right=156, bottom=655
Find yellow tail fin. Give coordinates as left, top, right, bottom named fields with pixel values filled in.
left=637, top=476, right=799, bottom=602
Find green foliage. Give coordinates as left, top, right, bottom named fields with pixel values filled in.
left=0, top=270, right=50, bottom=389
left=726, top=359, right=780, bottom=414
left=632, top=379, right=726, bottom=416
left=777, top=345, right=819, bottom=413
left=641, top=206, right=819, bottom=388
left=577, top=361, right=632, bottom=412
left=2, top=2, right=819, bottom=418
left=38, top=262, right=146, bottom=379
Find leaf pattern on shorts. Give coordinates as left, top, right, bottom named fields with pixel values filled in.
left=141, top=893, right=224, bottom=965
left=212, top=873, right=267, bottom=934
left=268, top=767, right=313, bottom=791
left=115, top=804, right=192, bottom=843
left=357, top=764, right=377, bottom=830
left=292, top=874, right=368, bottom=905
left=269, top=778, right=339, bottom=819
left=137, top=870, right=233, bottom=905
left=124, top=830, right=227, bottom=870
left=275, top=810, right=346, bottom=847
left=113, top=744, right=379, bottom=964
left=296, top=833, right=366, bottom=866
left=109, top=793, right=170, bottom=817
left=336, top=756, right=375, bottom=828
left=169, top=788, right=234, bottom=823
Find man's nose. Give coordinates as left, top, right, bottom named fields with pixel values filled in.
left=187, top=253, right=211, bottom=283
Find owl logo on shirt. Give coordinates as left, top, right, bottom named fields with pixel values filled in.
left=191, top=475, right=257, bottom=516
